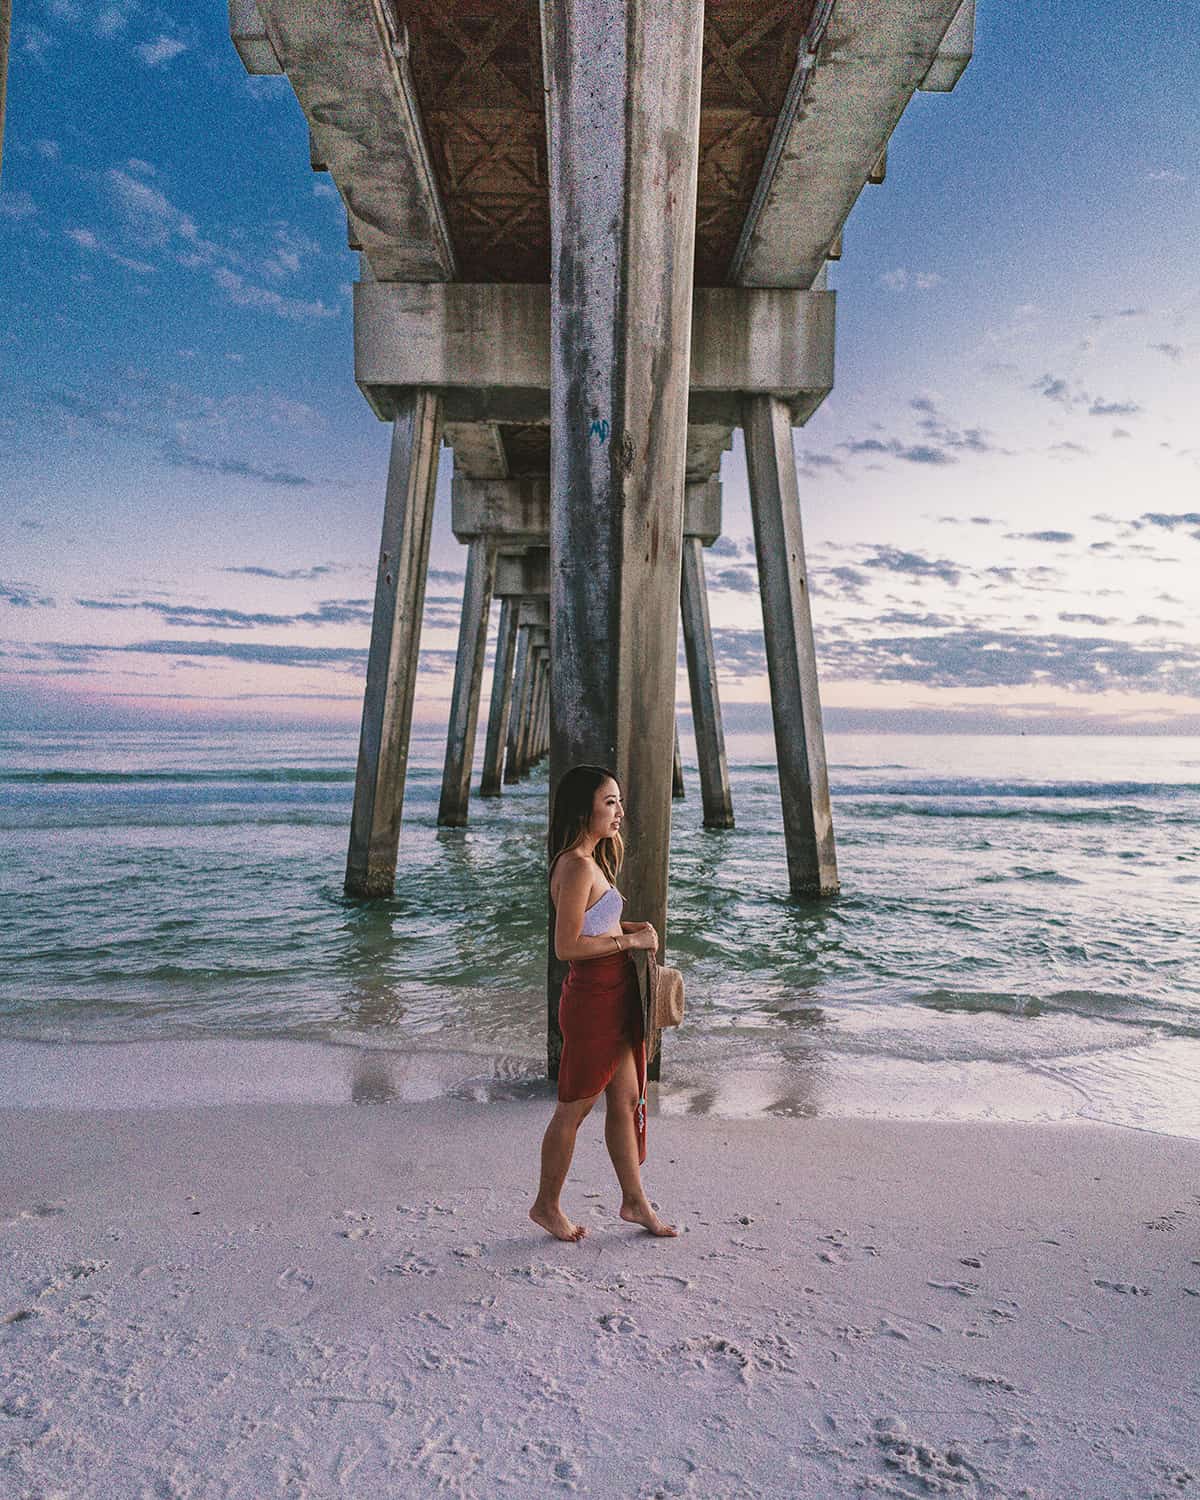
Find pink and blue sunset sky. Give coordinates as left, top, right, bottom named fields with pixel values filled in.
left=1, top=1, right=1197, bottom=735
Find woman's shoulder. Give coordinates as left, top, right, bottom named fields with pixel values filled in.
left=549, top=848, right=595, bottom=898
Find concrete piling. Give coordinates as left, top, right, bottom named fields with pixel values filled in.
left=346, top=391, right=442, bottom=898
left=743, top=394, right=839, bottom=897
left=680, top=534, right=735, bottom=829
left=437, top=538, right=496, bottom=827
left=542, top=0, right=705, bottom=1076
left=503, top=624, right=532, bottom=787
left=480, top=597, right=518, bottom=798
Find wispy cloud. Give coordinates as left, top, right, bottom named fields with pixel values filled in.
left=135, top=35, right=187, bottom=67
left=224, top=564, right=338, bottom=582
left=1, top=581, right=55, bottom=609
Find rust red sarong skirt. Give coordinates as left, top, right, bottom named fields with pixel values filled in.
left=557, top=950, right=647, bottom=1164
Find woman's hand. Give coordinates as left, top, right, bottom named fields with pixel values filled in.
left=627, top=924, right=658, bottom=951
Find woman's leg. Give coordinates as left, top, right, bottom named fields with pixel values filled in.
left=530, top=1095, right=598, bottom=1242
left=604, top=1047, right=676, bottom=1237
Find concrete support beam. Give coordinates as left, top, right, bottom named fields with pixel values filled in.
left=346, top=390, right=442, bottom=897
left=437, top=539, right=496, bottom=828
left=249, top=0, right=455, bottom=282
left=503, top=624, right=532, bottom=787
left=228, top=0, right=282, bottom=74
left=672, top=724, right=685, bottom=800
left=451, top=476, right=550, bottom=546
left=731, top=0, right=967, bottom=288
left=681, top=535, right=735, bottom=830
left=353, top=281, right=835, bottom=426
left=443, top=422, right=509, bottom=480
left=0, top=0, right=12, bottom=183
left=743, top=395, right=838, bottom=898
left=521, top=637, right=548, bottom=778
left=542, top=0, right=704, bottom=1078
left=494, top=549, right=550, bottom=601
left=480, top=597, right=519, bottom=798
left=920, top=0, right=976, bottom=91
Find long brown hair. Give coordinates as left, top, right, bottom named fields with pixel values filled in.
left=548, top=764, right=624, bottom=886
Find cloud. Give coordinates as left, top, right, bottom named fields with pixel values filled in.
left=1087, top=307, right=1146, bottom=324
left=1134, top=512, right=1200, bottom=540
left=0, top=191, right=40, bottom=220
left=1149, top=342, right=1184, bottom=361
left=74, top=592, right=377, bottom=630
left=856, top=546, right=962, bottom=587
left=94, top=3, right=136, bottom=37
left=708, top=565, right=758, bottom=595
left=1059, top=612, right=1115, bottom=626
left=1, top=581, right=55, bottom=609
left=135, top=35, right=187, bottom=67
left=159, top=441, right=313, bottom=488
left=224, top=564, right=338, bottom=582
left=1005, top=530, right=1075, bottom=544
left=34, top=139, right=60, bottom=160
left=879, top=268, right=942, bottom=292
left=1145, top=168, right=1186, bottom=184
left=816, top=627, right=1200, bottom=697
left=211, top=267, right=336, bottom=323
left=1088, top=399, right=1141, bottom=418
left=66, top=224, right=157, bottom=274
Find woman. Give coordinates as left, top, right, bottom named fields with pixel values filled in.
left=529, top=764, right=677, bottom=1242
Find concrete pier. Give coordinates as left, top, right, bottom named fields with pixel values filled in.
left=479, top=597, right=518, bottom=799
left=437, top=538, right=495, bottom=827
left=346, top=391, right=442, bottom=898
left=744, top=394, right=838, bottom=897
left=232, top=0, right=976, bottom=1057
left=681, top=534, right=735, bottom=829
left=672, top=725, right=685, bottom=800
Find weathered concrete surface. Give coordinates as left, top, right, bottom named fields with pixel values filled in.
left=250, top=0, right=455, bottom=281
left=437, top=539, right=495, bottom=827
left=480, top=597, right=519, bottom=798
left=744, top=394, right=838, bottom=897
left=493, top=549, right=549, bottom=600
left=0, top=0, right=12, bottom=182
left=353, top=282, right=835, bottom=425
left=346, top=390, right=442, bottom=897
left=542, top=0, right=704, bottom=1079
left=733, top=0, right=968, bottom=289
left=681, top=535, right=735, bottom=830
left=920, top=0, right=975, bottom=91
left=451, top=476, right=550, bottom=545
left=503, top=624, right=532, bottom=788
left=672, top=724, right=685, bottom=800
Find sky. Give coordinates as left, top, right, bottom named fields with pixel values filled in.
left=1, top=0, right=1197, bottom=736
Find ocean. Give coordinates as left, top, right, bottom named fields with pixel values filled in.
left=2, top=728, right=1198, bottom=1136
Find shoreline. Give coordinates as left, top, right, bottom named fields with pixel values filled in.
left=3, top=1033, right=1200, bottom=1145
left=3, top=1096, right=1198, bottom=1496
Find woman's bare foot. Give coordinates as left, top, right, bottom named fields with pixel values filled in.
left=529, top=1201, right=587, bottom=1242
left=619, top=1198, right=678, bottom=1237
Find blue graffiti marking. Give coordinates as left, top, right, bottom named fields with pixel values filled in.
left=589, top=418, right=610, bottom=444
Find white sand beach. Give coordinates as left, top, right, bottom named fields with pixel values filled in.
left=3, top=1070, right=1199, bottom=1499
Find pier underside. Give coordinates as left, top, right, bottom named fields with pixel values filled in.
left=230, top=0, right=975, bottom=1074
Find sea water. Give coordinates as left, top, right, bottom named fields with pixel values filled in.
left=2, top=728, right=1198, bottom=1135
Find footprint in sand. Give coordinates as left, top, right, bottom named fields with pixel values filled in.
left=1093, top=1277, right=1150, bottom=1295
left=276, top=1266, right=315, bottom=1292
left=872, top=1417, right=983, bottom=1496
left=335, top=1211, right=377, bottom=1240
left=7, top=1202, right=67, bottom=1225
left=927, top=1279, right=979, bottom=1298
left=387, top=1252, right=438, bottom=1277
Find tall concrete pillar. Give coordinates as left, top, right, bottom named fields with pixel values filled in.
left=504, top=624, right=532, bottom=786
left=346, top=390, right=442, bottom=897
left=672, top=722, right=685, bottom=799
left=480, top=597, right=519, bottom=797
left=542, top=0, right=705, bottom=1076
left=522, top=638, right=547, bottom=776
left=681, top=535, right=734, bottom=829
left=437, top=539, right=496, bottom=827
left=743, top=394, right=838, bottom=897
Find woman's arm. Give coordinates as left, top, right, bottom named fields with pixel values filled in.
left=553, top=859, right=655, bottom=961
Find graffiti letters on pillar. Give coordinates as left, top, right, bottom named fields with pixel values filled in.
left=588, top=418, right=610, bottom=444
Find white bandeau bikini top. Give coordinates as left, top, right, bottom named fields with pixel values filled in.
left=580, top=885, right=623, bottom=936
